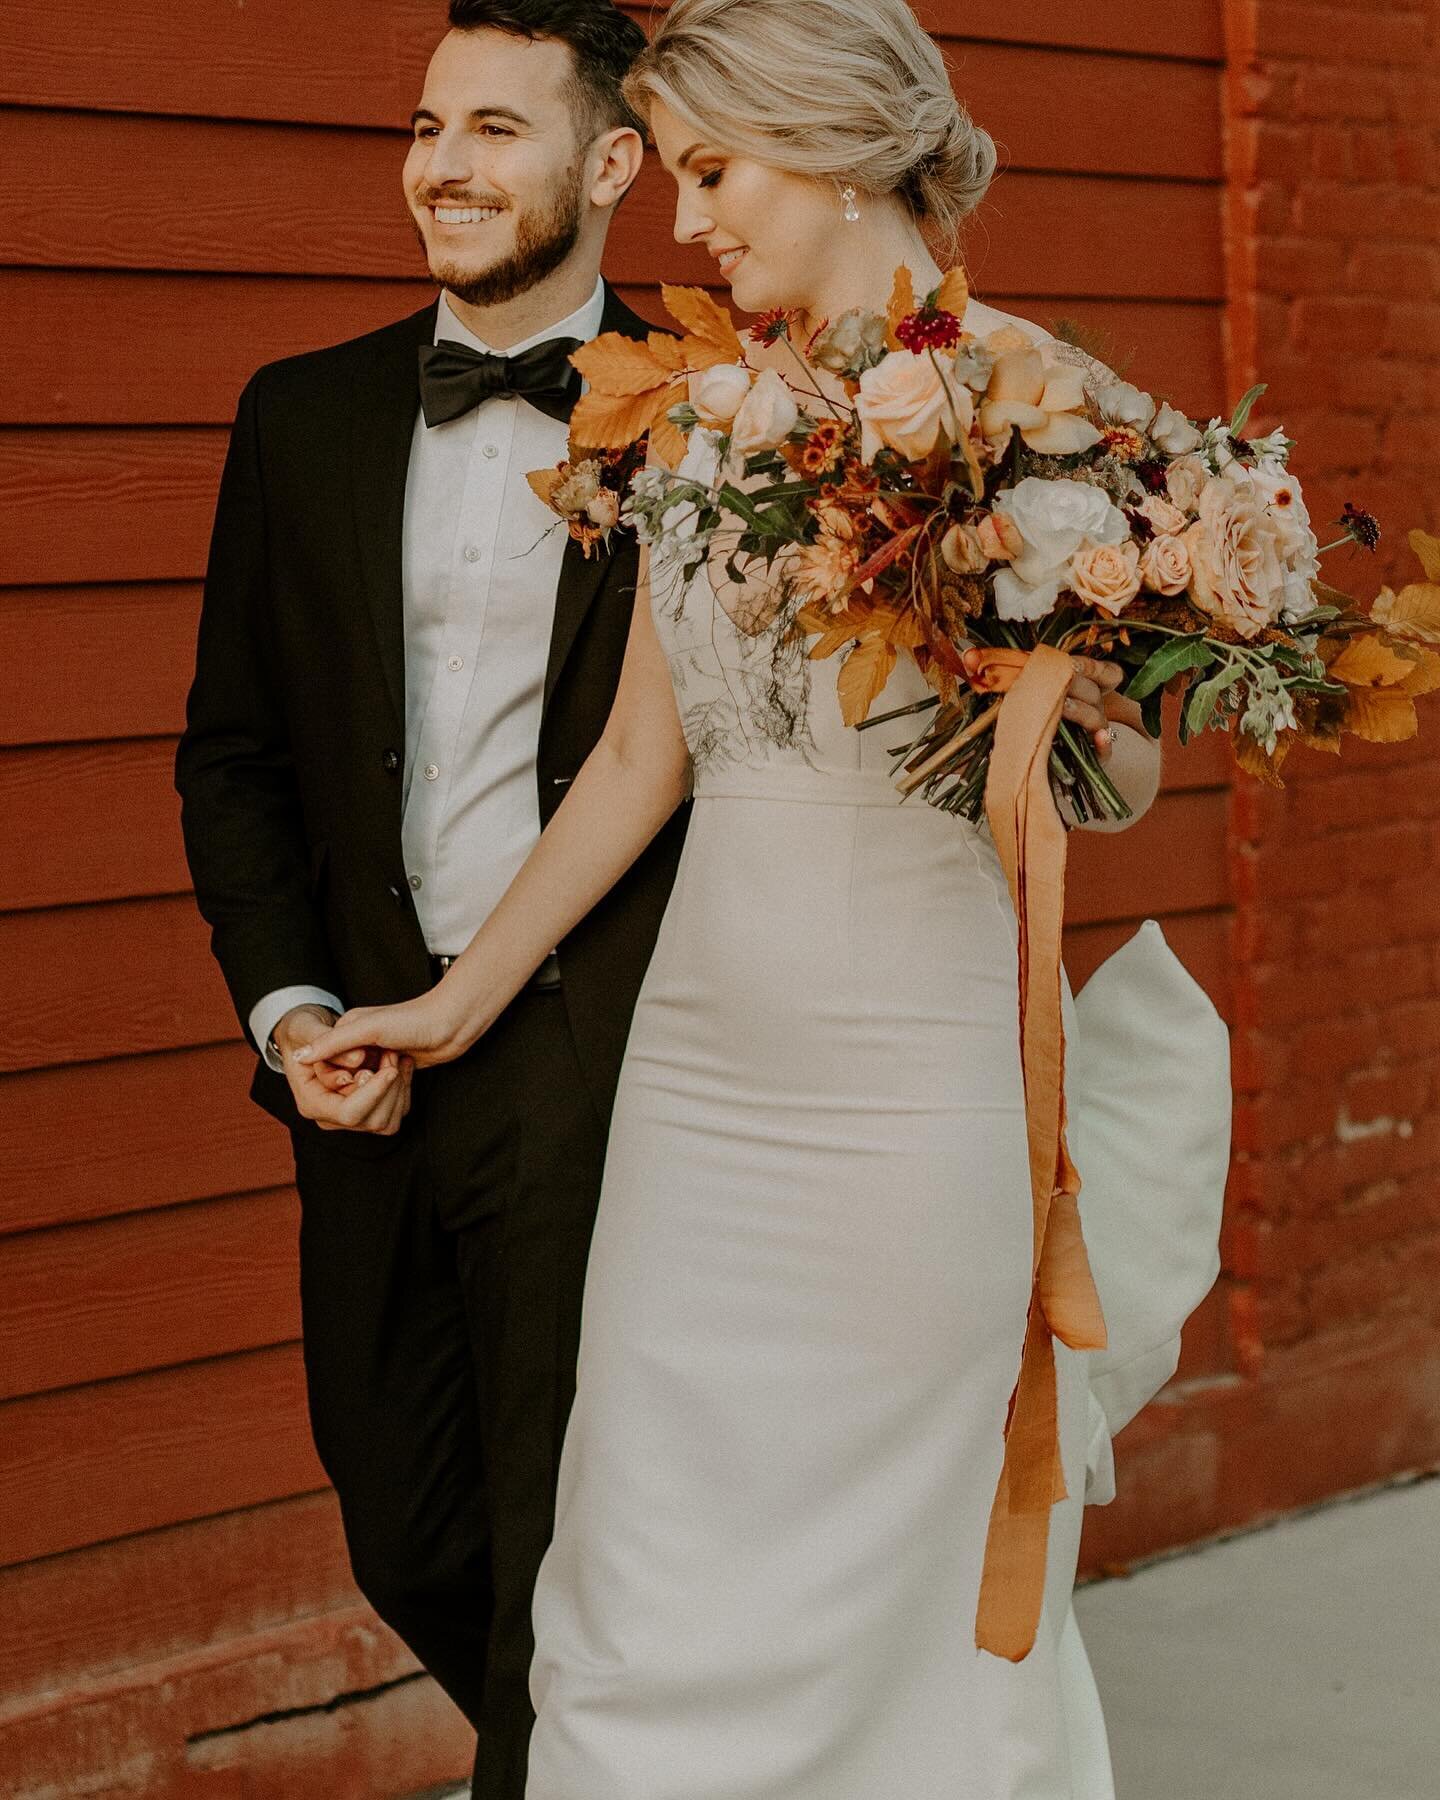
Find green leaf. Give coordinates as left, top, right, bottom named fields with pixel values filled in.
left=1183, top=664, right=1245, bottom=739
left=1140, top=685, right=1165, bottom=741
left=1127, top=635, right=1214, bottom=702
left=1230, top=384, right=1267, bottom=437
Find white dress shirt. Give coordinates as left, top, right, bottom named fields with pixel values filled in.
left=251, top=279, right=607, bottom=1067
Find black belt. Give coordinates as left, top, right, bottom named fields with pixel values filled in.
left=428, top=949, right=562, bottom=991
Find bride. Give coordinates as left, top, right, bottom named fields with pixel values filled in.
left=307, top=0, right=1168, bottom=1790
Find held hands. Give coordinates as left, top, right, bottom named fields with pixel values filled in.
left=298, top=981, right=477, bottom=1076
left=275, top=1003, right=414, bottom=1136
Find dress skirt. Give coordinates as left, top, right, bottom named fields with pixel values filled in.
left=527, top=766, right=1096, bottom=1798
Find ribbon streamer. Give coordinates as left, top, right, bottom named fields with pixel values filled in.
left=971, top=642, right=1108, bottom=1662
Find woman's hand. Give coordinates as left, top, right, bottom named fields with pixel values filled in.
left=299, top=982, right=478, bottom=1074
left=1064, top=655, right=1129, bottom=762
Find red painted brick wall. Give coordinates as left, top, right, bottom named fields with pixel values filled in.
left=1082, top=0, right=1440, bottom=1573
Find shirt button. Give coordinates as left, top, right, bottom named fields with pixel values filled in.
left=482, top=443, right=499, bottom=460
left=408, top=873, right=423, bottom=891
left=424, top=763, right=440, bottom=781
left=446, top=654, right=464, bottom=672
left=464, top=544, right=481, bottom=563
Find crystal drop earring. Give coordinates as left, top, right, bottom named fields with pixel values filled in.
left=840, top=184, right=860, bottom=223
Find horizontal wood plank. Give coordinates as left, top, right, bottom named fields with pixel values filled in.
left=0, top=1490, right=352, bottom=1707
left=1065, top=786, right=1230, bottom=926
left=0, top=582, right=200, bottom=745
left=0, top=1343, right=325, bottom=1568
left=0, top=1188, right=299, bottom=1402
left=0, top=34, right=1220, bottom=178
left=0, top=112, right=1224, bottom=301
left=1, top=271, right=1224, bottom=427
left=0, top=893, right=233, bottom=1071
left=0, top=428, right=226, bottom=588
left=0, top=1042, right=292, bottom=1238
left=0, top=738, right=189, bottom=910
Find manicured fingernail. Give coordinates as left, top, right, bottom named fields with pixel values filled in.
left=295, top=1048, right=313, bottom=1063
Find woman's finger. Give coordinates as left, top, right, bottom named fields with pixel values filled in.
left=1070, top=656, right=1124, bottom=692
left=334, top=1062, right=401, bottom=1129
left=299, top=1007, right=399, bottom=1065
left=1066, top=674, right=1102, bottom=710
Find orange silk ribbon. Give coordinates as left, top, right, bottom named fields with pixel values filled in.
left=969, top=642, right=1109, bottom=1663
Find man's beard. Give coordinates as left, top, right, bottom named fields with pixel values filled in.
left=414, top=164, right=586, bottom=308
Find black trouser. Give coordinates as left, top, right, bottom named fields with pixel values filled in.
left=291, top=985, right=608, bottom=1800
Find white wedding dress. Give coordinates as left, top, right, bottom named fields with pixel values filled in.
left=526, top=350, right=1227, bottom=1796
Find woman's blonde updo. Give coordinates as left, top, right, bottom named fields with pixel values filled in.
left=623, top=0, right=996, bottom=252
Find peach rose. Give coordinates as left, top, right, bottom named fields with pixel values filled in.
left=1139, top=532, right=1191, bottom=596
left=730, top=367, right=800, bottom=455
left=979, top=349, right=1102, bottom=457
left=977, top=511, right=1024, bottom=562
left=1138, top=493, right=1188, bottom=536
left=1165, top=452, right=1209, bottom=513
left=1069, top=541, right=1142, bottom=616
left=1183, top=476, right=1286, bottom=639
left=688, top=362, right=753, bottom=428
left=940, top=522, right=987, bottom=574
left=585, top=489, right=620, bottom=530
left=856, top=350, right=971, bottom=462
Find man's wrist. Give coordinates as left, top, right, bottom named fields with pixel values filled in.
left=270, top=1003, right=338, bottom=1062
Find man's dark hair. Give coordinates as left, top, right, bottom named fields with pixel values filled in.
left=447, top=0, right=649, bottom=141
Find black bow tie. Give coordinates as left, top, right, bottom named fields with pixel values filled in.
left=418, top=335, right=583, bottom=427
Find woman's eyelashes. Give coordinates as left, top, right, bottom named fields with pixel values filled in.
left=698, top=167, right=723, bottom=190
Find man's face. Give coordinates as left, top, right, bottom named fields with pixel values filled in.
left=404, top=28, right=591, bottom=307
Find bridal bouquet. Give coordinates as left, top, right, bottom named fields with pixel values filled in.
left=531, top=266, right=1440, bottom=826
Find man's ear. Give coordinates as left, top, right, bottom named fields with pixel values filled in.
left=589, top=125, right=646, bottom=210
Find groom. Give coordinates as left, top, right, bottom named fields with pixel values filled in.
left=175, top=3, right=681, bottom=1793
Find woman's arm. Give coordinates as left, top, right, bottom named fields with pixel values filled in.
left=303, top=553, right=690, bottom=1068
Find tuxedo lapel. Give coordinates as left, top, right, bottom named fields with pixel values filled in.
left=543, top=284, right=659, bottom=716
left=349, top=302, right=437, bottom=737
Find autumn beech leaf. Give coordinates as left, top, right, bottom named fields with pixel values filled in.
left=526, top=467, right=565, bottom=507
left=648, top=407, right=691, bottom=471
left=1399, top=649, right=1440, bottom=697
left=801, top=604, right=875, bottom=660
left=885, top=266, right=916, bottom=349
left=570, top=333, right=675, bottom=397
left=1328, top=634, right=1421, bottom=688
left=933, top=266, right=970, bottom=317
left=1345, top=686, right=1418, bottom=743
left=647, top=331, right=687, bottom=373
left=1372, top=582, right=1440, bottom=644
left=571, top=385, right=670, bottom=451
left=891, top=609, right=929, bottom=650
left=1233, top=731, right=1290, bottom=786
left=837, top=634, right=897, bottom=726
left=1411, top=528, right=1440, bottom=583
left=661, top=285, right=744, bottom=360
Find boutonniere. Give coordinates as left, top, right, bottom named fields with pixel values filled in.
left=526, top=440, right=647, bottom=559
left=526, top=288, right=746, bottom=556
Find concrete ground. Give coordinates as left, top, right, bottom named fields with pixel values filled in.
left=422, top=1479, right=1439, bottom=1800
left=1075, top=1476, right=1440, bottom=1800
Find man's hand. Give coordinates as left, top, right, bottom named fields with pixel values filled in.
left=275, top=1004, right=413, bottom=1135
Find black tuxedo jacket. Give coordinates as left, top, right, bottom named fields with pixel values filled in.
left=176, top=284, right=685, bottom=1132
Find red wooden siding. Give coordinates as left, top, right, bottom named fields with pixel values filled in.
left=0, top=3, right=1229, bottom=1792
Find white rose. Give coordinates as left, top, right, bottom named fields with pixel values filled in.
left=729, top=367, right=800, bottom=455
left=993, top=566, right=1065, bottom=622
left=688, top=362, right=753, bottom=428
left=1151, top=401, right=1203, bottom=456
left=1096, top=381, right=1157, bottom=431
left=993, top=477, right=1128, bottom=586
left=857, top=350, right=970, bottom=462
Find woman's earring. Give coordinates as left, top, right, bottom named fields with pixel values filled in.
left=840, top=184, right=860, bottom=223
